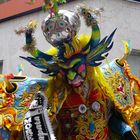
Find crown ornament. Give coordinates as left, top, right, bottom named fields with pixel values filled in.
left=41, top=10, right=80, bottom=46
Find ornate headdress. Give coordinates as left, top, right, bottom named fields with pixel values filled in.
left=41, top=10, right=80, bottom=46
left=19, top=1, right=116, bottom=76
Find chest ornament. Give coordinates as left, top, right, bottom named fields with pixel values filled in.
left=76, top=101, right=107, bottom=140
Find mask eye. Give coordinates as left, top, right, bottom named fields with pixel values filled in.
left=58, top=21, right=66, bottom=28
left=78, top=64, right=86, bottom=73
left=47, top=22, right=55, bottom=32
left=82, top=9, right=86, bottom=15
left=49, top=25, right=53, bottom=30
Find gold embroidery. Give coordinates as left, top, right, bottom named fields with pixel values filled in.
left=76, top=100, right=108, bottom=140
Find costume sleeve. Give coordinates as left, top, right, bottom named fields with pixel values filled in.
left=100, top=58, right=124, bottom=76
left=0, top=76, right=49, bottom=140
left=109, top=112, right=131, bottom=135
left=109, top=111, right=138, bottom=140
left=101, top=59, right=140, bottom=138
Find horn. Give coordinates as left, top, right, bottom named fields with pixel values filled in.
left=3, top=74, right=16, bottom=93
left=4, top=80, right=15, bottom=93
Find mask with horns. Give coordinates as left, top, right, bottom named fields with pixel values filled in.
left=20, top=6, right=116, bottom=87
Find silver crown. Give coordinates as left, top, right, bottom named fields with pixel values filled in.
left=41, top=10, right=81, bottom=46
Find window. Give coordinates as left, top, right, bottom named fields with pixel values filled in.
left=127, top=0, right=140, bottom=3
left=127, top=49, right=140, bottom=78
left=0, top=60, right=3, bottom=73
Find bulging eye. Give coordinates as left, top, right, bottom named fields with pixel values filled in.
left=82, top=9, right=86, bottom=15
left=78, top=64, right=86, bottom=73
left=58, top=21, right=66, bottom=28
left=49, top=25, right=53, bottom=30
left=87, top=13, right=91, bottom=18
left=46, top=22, right=55, bottom=31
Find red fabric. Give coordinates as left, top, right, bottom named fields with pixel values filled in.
left=56, top=90, right=109, bottom=140
left=62, top=90, right=101, bottom=108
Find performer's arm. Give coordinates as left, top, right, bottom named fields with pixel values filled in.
left=109, top=110, right=138, bottom=140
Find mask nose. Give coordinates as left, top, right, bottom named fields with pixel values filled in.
left=67, top=70, right=77, bottom=81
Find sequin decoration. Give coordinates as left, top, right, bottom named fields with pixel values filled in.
left=78, top=104, right=87, bottom=114
left=92, top=101, right=100, bottom=111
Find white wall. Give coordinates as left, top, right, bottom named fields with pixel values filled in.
left=0, top=0, right=140, bottom=77
left=127, top=54, right=140, bottom=78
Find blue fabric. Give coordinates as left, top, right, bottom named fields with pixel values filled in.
left=109, top=114, right=132, bottom=136
left=134, top=122, right=140, bottom=135
left=0, top=128, right=9, bottom=140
